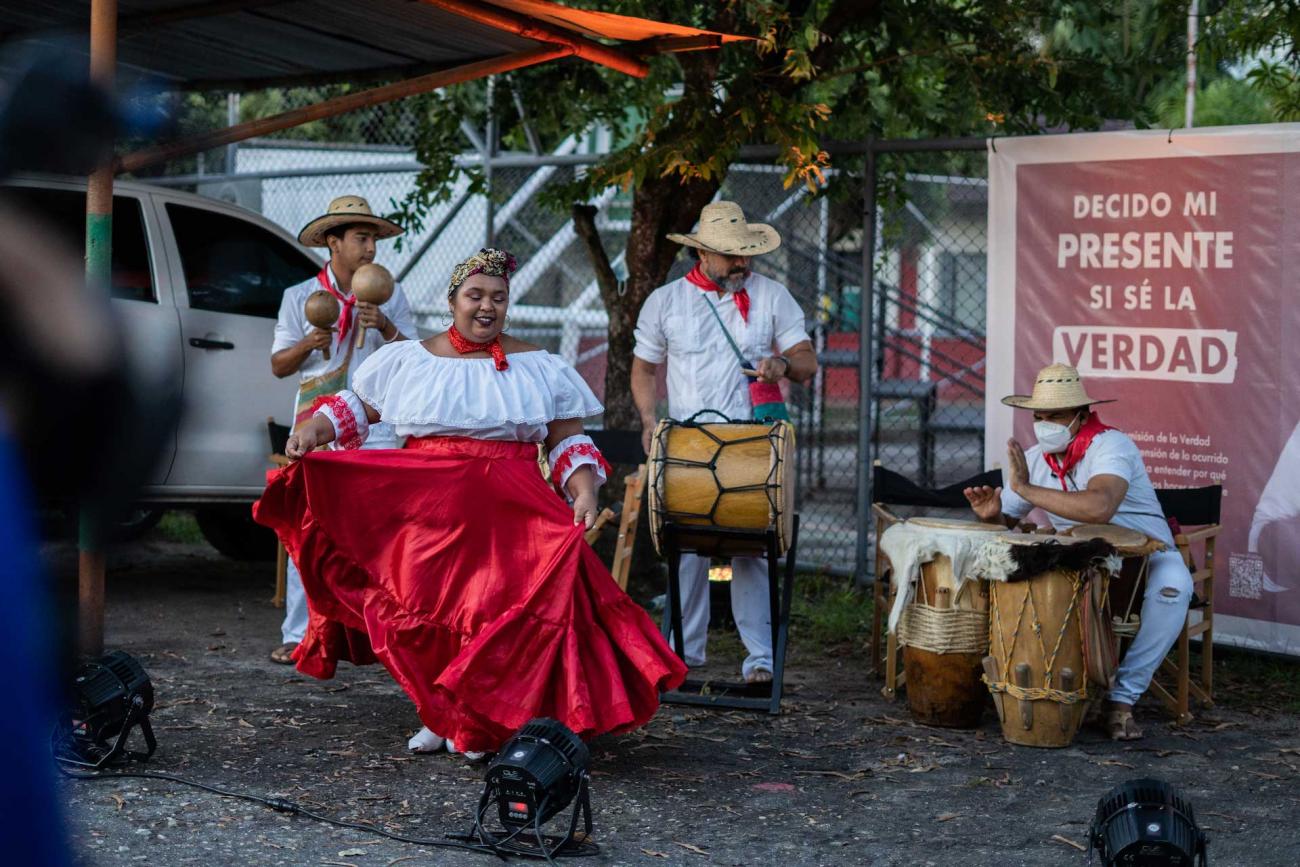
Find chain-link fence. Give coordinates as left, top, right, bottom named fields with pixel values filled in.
left=871, top=154, right=988, bottom=493
left=141, top=91, right=992, bottom=580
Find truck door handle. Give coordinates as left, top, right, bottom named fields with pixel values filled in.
left=189, top=337, right=235, bottom=350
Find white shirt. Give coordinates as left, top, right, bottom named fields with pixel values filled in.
left=1250, top=420, right=1300, bottom=551
left=272, top=264, right=418, bottom=446
left=350, top=342, right=604, bottom=443
left=633, top=271, right=811, bottom=420
left=1000, top=429, right=1175, bottom=547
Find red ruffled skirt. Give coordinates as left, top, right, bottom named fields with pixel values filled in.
left=253, top=436, right=686, bottom=752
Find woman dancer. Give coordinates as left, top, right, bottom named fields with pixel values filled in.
left=254, top=248, right=686, bottom=757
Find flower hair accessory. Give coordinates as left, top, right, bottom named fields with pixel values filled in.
left=447, top=247, right=518, bottom=298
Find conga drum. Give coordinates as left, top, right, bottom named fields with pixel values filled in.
left=889, top=518, right=1007, bottom=727
left=983, top=534, right=1119, bottom=748
left=647, top=416, right=794, bottom=558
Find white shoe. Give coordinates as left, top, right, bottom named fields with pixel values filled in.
left=407, top=726, right=446, bottom=753
left=445, top=739, right=487, bottom=762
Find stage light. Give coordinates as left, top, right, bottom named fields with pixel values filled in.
left=1089, top=778, right=1208, bottom=866
left=53, top=650, right=156, bottom=769
left=469, top=718, right=595, bottom=858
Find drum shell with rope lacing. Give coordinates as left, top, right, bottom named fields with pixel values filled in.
left=647, top=417, right=794, bottom=559
left=985, top=534, right=1119, bottom=748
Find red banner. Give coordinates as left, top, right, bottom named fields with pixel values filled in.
left=987, top=126, right=1300, bottom=655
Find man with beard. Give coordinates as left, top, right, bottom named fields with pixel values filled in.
left=631, top=201, right=817, bottom=683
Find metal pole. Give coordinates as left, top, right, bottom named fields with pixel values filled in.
left=484, top=76, right=497, bottom=247
left=118, top=46, right=571, bottom=173
left=80, top=0, right=117, bottom=658
left=226, top=92, right=240, bottom=172
left=856, top=142, right=877, bottom=586
left=1185, top=0, right=1198, bottom=128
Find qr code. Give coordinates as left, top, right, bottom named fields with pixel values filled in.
left=1229, top=554, right=1263, bottom=600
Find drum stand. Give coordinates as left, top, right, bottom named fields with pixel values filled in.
left=660, top=515, right=799, bottom=714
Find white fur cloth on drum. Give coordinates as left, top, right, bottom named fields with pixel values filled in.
left=879, top=519, right=1007, bottom=634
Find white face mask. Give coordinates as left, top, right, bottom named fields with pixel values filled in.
left=1034, top=419, right=1076, bottom=454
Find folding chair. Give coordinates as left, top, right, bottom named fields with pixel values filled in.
left=1150, top=485, right=1220, bottom=722
left=267, top=418, right=292, bottom=608
left=868, top=462, right=1004, bottom=700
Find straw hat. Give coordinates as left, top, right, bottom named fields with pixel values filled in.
left=297, top=195, right=404, bottom=247
left=1001, top=363, right=1115, bottom=411
left=666, top=201, right=781, bottom=257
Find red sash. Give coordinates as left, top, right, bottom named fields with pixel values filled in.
left=1043, top=411, right=1114, bottom=490
left=317, top=266, right=355, bottom=347
left=686, top=264, right=750, bottom=323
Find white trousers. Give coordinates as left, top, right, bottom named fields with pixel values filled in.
left=670, top=553, right=773, bottom=679
left=282, top=558, right=308, bottom=644
left=1109, top=549, right=1192, bottom=705
left=280, top=434, right=396, bottom=644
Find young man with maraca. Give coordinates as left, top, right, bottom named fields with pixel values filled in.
left=268, top=194, right=417, bottom=664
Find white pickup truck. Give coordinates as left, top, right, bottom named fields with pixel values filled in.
left=12, top=175, right=319, bottom=558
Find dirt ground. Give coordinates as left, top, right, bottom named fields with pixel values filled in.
left=47, top=532, right=1300, bottom=867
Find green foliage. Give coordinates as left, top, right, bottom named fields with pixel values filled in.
left=1149, top=73, right=1275, bottom=128
left=790, top=572, right=873, bottom=653
left=1197, top=0, right=1300, bottom=120
left=158, top=511, right=204, bottom=545
left=393, top=0, right=1235, bottom=224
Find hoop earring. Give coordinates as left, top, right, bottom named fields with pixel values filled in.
left=502, top=314, right=511, bottom=332
left=441, top=309, right=452, bottom=327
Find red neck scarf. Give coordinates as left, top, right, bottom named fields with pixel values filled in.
left=1043, top=411, right=1114, bottom=490
left=686, top=263, right=750, bottom=323
left=317, top=265, right=354, bottom=347
left=448, top=323, right=509, bottom=371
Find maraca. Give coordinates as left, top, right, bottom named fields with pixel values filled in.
left=304, top=289, right=340, bottom=360
left=352, top=262, right=395, bottom=348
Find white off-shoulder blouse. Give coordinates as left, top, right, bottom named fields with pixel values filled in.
left=310, top=341, right=609, bottom=493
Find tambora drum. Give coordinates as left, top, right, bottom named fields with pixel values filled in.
left=647, top=417, right=794, bottom=558
left=880, top=517, right=1007, bottom=728
left=981, top=533, right=1121, bottom=748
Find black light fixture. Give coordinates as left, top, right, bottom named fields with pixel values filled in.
left=466, top=718, right=595, bottom=858
left=1089, top=778, right=1209, bottom=866
left=53, top=650, right=156, bottom=769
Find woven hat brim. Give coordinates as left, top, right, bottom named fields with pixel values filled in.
left=1002, top=394, right=1117, bottom=410
left=297, top=213, right=405, bottom=247
left=666, top=223, right=781, bottom=256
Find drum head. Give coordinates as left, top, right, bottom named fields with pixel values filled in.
left=908, top=517, right=1007, bottom=533
left=1002, top=532, right=1088, bottom=546
left=1065, top=524, right=1156, bottom=555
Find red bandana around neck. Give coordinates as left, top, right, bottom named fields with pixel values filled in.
left=686, top=263, right=750, bottom=323
left=447, top=323, right=509, bottom=371
left=1043, top=411, right=1114, bottom=490
left=317, top=266, right=355, bottom=347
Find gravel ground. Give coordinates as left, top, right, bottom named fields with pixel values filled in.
left=47, top=534, right=1300, bottom=866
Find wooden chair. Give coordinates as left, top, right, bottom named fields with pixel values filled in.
left=267, top=418, right=291, bottom=608
left=1149, top=485, right=1220, bottom=722
left=868, top=462, right=1005, bottom=700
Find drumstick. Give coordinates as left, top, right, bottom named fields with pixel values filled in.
left=981, top=656, right=1005, bottom=724
left=742, top=368, right=760, bottom=377
left=1014, top=663, right=1033, bottom=730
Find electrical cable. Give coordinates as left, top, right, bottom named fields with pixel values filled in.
left=59, top=766, right=509, bottom=859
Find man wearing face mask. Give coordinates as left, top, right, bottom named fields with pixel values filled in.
left=964, top=363, right=1189, bottom=741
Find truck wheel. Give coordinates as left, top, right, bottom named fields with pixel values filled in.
left=195, top=505, right=277, bottom=561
